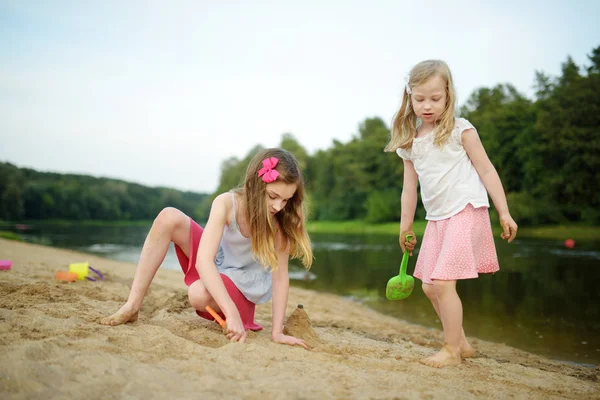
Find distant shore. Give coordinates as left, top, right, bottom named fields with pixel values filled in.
left=3, top=219, right=599, bottom=241
left=307, top=221, right=600, bottom=242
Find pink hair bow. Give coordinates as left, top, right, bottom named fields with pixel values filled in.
left=258, top=157, right=280, bottom=183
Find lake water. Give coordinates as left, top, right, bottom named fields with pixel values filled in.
left=2, top=222, right=599, bottom=366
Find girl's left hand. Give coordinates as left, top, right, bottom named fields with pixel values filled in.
left=272, top=333, right=309, bottom=349
left=499, top=213, right=518, bottom=243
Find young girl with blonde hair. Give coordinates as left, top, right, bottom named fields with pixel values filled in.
left=101, top=148, right=313, bottom=347
left=385, top=60, right=518, bottom=367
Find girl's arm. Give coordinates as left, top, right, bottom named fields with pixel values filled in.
left=400, top=159, right=419, bottom=255
left=271, top=230, right=309, bottom=349
left=462, top=129, right=518, bottom=242
left=195, top=193, right=246, bottom=342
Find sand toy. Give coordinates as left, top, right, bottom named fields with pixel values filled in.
left=385, top=234, right=414, bottom=300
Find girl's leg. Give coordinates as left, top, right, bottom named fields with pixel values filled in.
left=100, top=207, right=192, bottom=326
left=188, top=280, right=220, bottom=312
left=420, top=280, right=463, bottom=368
left=422, top=283, right=473, bottom=358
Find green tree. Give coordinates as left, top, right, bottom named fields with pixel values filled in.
left=532, top=52, right=600, bottom=222
left=280, top=133, right=309, bottom=172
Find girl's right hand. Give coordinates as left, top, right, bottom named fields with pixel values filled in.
left=400, top=230, right=417, bottom=256
left=499, top=213, right=518, bottom=243
left=224, top=313, right=247, bottom=343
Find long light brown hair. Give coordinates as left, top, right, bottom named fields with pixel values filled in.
left=237, top=148, right=313, bottom=271
left=384, top=60, right=457, bottom=152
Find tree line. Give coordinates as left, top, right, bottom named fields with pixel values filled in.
left=0, top=165, right=208, bottom=222
left=1, top=46, right=598, bottom=225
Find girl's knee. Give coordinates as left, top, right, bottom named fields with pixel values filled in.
left=188, top=282, right=211, bottom=310
left=432, top=280, right=456, bottom=296
left=154, top=207, right=186, bottom=231
left=422, top=283, right=436, bottom=299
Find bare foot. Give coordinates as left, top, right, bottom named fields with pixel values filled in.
left=461, top=341, right=474, bottom=358
left=420, top=345, right=461, bottom=368
left=100, top=304, right=139, bottom=326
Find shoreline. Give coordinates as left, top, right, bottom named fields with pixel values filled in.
left=1, top=238, right=598, bottom=399
left=3, top=220, right=600, bottom=241
left=306, top=221, right=600, bottom=242
left=355, top=299, right=598, bottom=369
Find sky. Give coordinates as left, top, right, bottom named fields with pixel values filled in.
left=1, top=1, right=599, bottom=193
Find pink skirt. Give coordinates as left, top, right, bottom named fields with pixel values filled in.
left=174, top=218, right=263, bottom=331
left=413, top=204, right=499, bottom=284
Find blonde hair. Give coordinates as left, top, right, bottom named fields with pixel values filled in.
left=237, top=148, right=313, bottom=271
left=384, top=59, right=457, bottom=152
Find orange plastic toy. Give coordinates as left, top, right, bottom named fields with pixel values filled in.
left=205, top=305, right=226, bottom=328
left=56, top=271, right=78, bottom=282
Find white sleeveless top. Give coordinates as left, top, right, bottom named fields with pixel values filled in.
left=396, top=118, right=489, bottom=221
left=214, top=193, right=273, bottom=304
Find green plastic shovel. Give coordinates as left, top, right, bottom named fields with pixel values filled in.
left=386, top=234, right=414, bottom=300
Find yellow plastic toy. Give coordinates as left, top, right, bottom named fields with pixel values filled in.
left=69, top=262, right=90, bottom=280
left=68, top=262, right=104, bottom=281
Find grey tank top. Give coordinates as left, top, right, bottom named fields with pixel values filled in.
left=214, top=192, right=273, bottom=304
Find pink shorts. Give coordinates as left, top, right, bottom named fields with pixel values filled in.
left=174, top=218, right=263, bottom=331
left=414, top=204, right=499, bottom=285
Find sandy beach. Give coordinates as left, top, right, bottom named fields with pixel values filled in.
left=0, top=238, right=598, bottom=399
